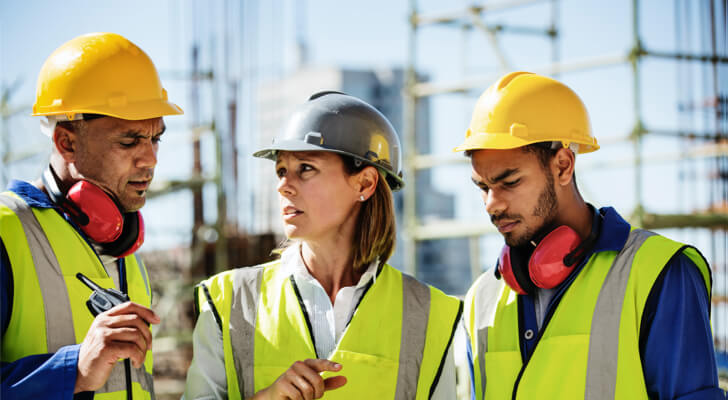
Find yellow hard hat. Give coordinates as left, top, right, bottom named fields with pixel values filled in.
left=32, top=32, right=183, bottom=120
left=453, top=71, right=598, bottom=154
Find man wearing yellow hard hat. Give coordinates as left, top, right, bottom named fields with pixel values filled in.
left=456, top=71, right=722, bottom=399
left=1, top=32, right=182, bottom=399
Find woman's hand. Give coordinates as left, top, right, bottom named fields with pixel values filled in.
left=251, top=359, right=347, bottom=400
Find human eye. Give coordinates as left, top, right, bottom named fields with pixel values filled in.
left=152, top=134, right=163, bottom=144
left=276, top=167, right=286, bottom=178
left=472, top=179, right=488, bottom=193
left=120, top=139, right=137, bottom=148
left=503, top=178, right=521, bottom=188
left=299, top=163, right=315, bottom=174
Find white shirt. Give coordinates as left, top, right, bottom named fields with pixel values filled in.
left=183, top=245, right=456, bottom=399
left=279, top=245, right=379, bottom=358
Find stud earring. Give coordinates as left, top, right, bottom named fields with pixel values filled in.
left=360, top=195, right=365, bottom=201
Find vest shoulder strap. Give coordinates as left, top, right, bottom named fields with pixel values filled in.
left=0, top=192, right=76, bottom=353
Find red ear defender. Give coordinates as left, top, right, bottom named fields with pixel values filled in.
left=498, top=246, right=529, bottom=295
left=528, top=226, right=581, bottom=289
left=66, top=181, right=124, bottom=243
left=495, top=207, right=602, bottom=294
left=42, top=166, right=145, bottom=257
left=116, top=213, right=144, bottom=258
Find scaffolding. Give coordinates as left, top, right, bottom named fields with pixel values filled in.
left=403, top=0, right=728, bottom=359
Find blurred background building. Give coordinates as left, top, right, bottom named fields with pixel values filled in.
left=1, top=0, right=726, bottom=397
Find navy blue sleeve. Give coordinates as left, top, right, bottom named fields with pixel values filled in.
left=640, top=252, right=725, bottom=399
left=1, top=238, right=84, bottom=399
left=1, top=344, right=80, bottom=399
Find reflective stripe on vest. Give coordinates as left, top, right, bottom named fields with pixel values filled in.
left=0, top=192, right=155, bottom=399
left=584, top=229, right=654, bottom=399
left=197, top=262, right=462, bottom=400
left=464, top=228, right=712, bottom=399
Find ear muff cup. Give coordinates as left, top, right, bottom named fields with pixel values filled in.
left=98, top=211, right=145, bottom=258
left=496, top=206, right=602, bottom=295
left=528, top=225, right=581, bottom=289
left=66, top=180, right=124, bottom=243
left=498, top=245, right=537, bottom=295
left=42, top=166, right=145, bottom=257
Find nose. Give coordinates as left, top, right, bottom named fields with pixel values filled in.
left=484, top=189, right=506, bottom=217
left=136, top=140, right=158, bottom=170
left=277, top=173, right=296, bottom=197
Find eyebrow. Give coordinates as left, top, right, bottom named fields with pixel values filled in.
left=471, top=168, right=520, bottom=187
left=119, top=125, right=166, bottom=138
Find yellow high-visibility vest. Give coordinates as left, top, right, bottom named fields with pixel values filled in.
left=465, top=229, right=711, bottom=400
left=196, top=261, right=462, bottom=400
left=0, top=192, right=154, bottom=399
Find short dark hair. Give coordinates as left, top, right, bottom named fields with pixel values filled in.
left=56, top=119, right=86, bottom=135
left=524, top=142, right=579, bottom=190
left=521, top=142, right=559, bottom=169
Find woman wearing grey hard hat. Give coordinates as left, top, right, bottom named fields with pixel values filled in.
left=184, top=92, right=462, bottom=399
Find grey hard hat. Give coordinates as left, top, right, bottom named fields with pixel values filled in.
left=253, top=91, right=404, bottom=191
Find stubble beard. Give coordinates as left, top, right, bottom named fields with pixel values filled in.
left=503, top=169, right=558, bottom=247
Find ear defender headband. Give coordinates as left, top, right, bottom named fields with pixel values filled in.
left=42, top=166, right=144, bottom=258
left=495, top=205, right=602, bottom=295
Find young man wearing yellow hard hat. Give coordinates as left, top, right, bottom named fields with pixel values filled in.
left=456, top=71, right=722, bottom=399
left=1, top=32, right=182, bottom=399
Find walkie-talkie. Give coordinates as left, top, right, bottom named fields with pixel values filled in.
left=76, top=273, right=129, bottom=316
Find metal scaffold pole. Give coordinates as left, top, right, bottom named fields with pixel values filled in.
left=404, top=0, right=419, bottom=277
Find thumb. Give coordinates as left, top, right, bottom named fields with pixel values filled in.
left=323, top=375, right=347, bottom=392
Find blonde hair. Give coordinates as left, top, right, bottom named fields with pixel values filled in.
left=350, top=170, right=396, bottom=271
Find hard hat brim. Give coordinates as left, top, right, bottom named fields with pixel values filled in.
left=252, top=139, right=326, bottom=160
left=453, top=132, right=532, bottom=152
left=452, top=132, right=599, bottom=154
left=32, top=99, right=183, bottom=120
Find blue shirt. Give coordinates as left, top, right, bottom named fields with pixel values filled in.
left=1, top=180, right=97, bottom=400
left=467, top=206, right=725, bottom=399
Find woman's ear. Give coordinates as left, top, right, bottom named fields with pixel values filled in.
left=355, top=166, right=379, bottom=201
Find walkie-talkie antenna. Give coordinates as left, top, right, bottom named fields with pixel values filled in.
left=77, top=272, right=103, bottom=292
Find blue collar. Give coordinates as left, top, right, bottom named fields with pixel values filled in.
left=7, top=180, right=56, bottom=209
left=591, top=206, right=631, bottom=255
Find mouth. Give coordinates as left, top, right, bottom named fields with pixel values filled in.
left=495, top=220, right=519, bottom=233
left=128, top=180, right=151, bottom=191
left=282, top=206, right=303, bottom=221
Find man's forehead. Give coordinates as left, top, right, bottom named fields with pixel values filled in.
left=470, top=148, right=535, bottom=180
left=92, top=116, right=165, bottom=135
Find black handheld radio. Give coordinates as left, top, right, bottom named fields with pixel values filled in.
left=76, top=273, right=129, bottom=316
left=76, top=272, right=136, bottom=400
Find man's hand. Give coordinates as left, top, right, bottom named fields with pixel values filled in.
left=252, top=359, right=347, bottom=400
left=74, top=302, right=160, bottom=393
